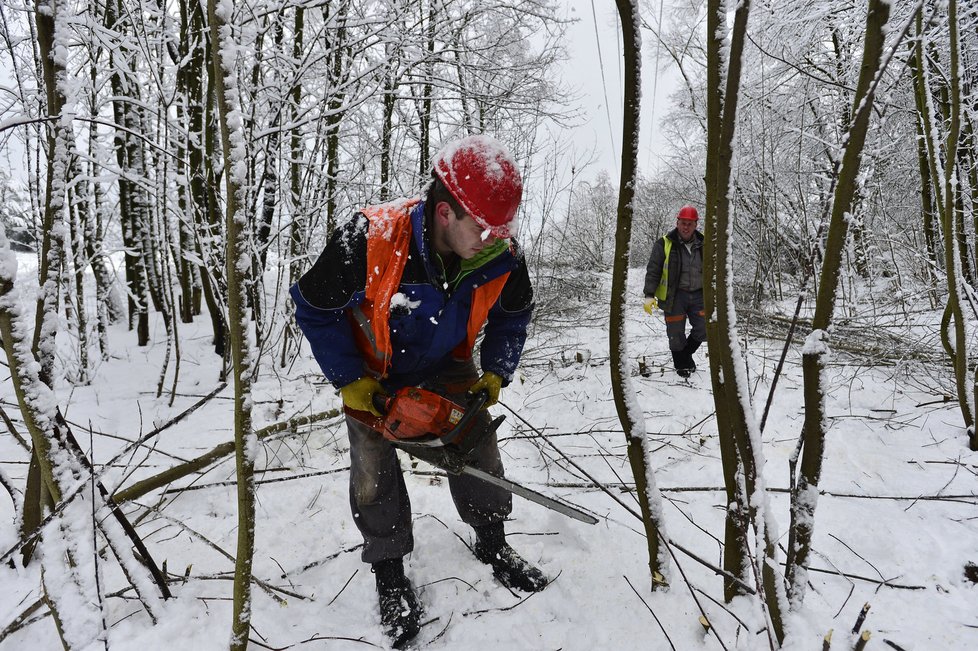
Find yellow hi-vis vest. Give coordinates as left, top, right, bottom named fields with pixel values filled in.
left=654, top=236, right=673, bottom=301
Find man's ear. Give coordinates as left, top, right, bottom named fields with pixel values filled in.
left=434, top=201, right=454, bottom=227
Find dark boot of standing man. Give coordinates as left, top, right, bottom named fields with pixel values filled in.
left=373, top=557, right=423, bottom=648
left=473, top=522, right=548, bottom=592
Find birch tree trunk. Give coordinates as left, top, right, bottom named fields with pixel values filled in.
left=610, top=0, right=667, bottom=588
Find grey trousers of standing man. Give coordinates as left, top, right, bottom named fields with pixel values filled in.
left=664, top=288, right=706, bottom=351
left=345, top=357, right=513, bottom=564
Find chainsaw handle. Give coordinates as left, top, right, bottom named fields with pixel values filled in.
left=440, top=389, right=489, bottom=446
left=371, top=391, right=392, bottom=416
left=465, top=388, right=490, bottom=412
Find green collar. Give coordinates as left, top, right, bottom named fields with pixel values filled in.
left=444, top=239, right=509, bottom=289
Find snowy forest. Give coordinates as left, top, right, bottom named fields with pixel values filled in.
left=1, top=0, right=977, bottom=649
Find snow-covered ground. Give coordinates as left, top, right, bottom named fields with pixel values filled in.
left=1, top=267, right=977, bottom=650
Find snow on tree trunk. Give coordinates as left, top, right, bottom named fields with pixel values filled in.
left=704, top=0, right=785, bottom=642
left=1, top=223, right=102, bottom=649
left=787, top=0, right=892, bottom=608
left=208, top=0, right=258, bottom=647
left=610, top=0, right=669, bottom=588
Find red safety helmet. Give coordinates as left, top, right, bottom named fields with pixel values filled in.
left=677, top=205, right=699, bottom=221
left=433, top=135, right=523, bottom=238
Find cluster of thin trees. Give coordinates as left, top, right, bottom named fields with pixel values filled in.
left=0, top=0, right=568, bottom=647
left=2, top=0, right=978, bottom=648
left=606, top=0, right=978, bottom=647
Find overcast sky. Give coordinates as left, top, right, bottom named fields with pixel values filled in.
left=558, top=0, right=679, bottom=181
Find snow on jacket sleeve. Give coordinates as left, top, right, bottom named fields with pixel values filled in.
left=643, top=237, right=666, bottom=297
left=290, top=214, right=369, bottom=389
left=480, top=240, right=533, bottom=384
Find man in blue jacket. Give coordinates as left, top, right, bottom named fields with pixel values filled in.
left=291, top=135, right=543, bottom=647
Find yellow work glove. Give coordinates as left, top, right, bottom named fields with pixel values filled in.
left=340, top=377, right=387, bottom=417
left=643, top=297, right=658, bottom=315
left=469, top=371, right=503, bottom=408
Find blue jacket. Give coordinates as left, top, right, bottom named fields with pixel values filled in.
left=290, top=200, right=533, bottom=390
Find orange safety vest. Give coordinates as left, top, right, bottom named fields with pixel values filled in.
left=349, top=199, right=511, bottom=378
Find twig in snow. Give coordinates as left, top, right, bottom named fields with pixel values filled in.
left=326, top=570, right=358, bottom=607
left=280, top=544, right=364, bottom=579
left=852, top=602, right=871, bottom=635
left=428, top=611, right=453, bottom=645
left=295, top=634, right=380, bottom=647
left=160, top=466, right=347, bottom=494
left=499, top=401, right=756, bottom=596
left=420, top=575, right=478, bottom=592
left=0, top=598, right=47, bottom=643
left=0, top=402, right=30, bottom=450
left=463, top=579, right=548, bottom=615
left=90, top=423, right=110, bottom=650
left=56, top=412, right=171, bottom=601
left=829, top=534, right=887, bottom=585
left=624, top=575, right=676, bottom=651
left=807, top=547, right=925, bottom=590
left=0, top=385, right=228, bottom=567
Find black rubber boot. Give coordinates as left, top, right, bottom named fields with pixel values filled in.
left=373, top=558, right=422, bottom=648
left=671, top=350, right=694, bottom=378
left=473, top=522, right=549, bottom=592
left=681, top=338, right=702, bottom=362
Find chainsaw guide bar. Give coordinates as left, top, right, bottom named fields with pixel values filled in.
left=358, top=386, right=598, bottom=525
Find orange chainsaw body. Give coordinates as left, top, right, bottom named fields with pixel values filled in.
left=377, top=386, right=469, bottom=442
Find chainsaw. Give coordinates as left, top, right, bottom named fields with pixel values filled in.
left=355, top=386, right=597, bottom=525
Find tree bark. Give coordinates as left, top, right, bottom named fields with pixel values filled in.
left=208, top=1, right=257, bottom=647
left=610, top=0, right=667, bottom=589
left=787, top=0, right=892, bottom=605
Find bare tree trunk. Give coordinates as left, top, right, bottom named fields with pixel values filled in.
left=910, top=34, right=941, bottom=295
left=66, top=180, right=89, bottom=384
left=208, top=1, right=257, bottom=647
left=787, top=0, right=892, bottom=605
left=202, top=48, right=229, bottom=359
left=280, top=4, right=305, bottom=368
left=704, top=0, right=750, bottom=603
left=610, top=0, right=667, bottom=589
left=175, top=0, right=199, bottom=325
left=104, top=0, right=150, bottom=345
left=418, top=0, right=436, bottom=180
left=380, top=54, right=398, bottom=201
left=324, top=2, right=348, bottom=235
left=32, top=0, right=70, bottom=382
left=911, top=1, right=974, bottom=445
left=703, top=0, right=785, bottom=640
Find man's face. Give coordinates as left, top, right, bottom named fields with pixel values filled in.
left=677, top=218, right=698, bottom=242
left=435, top=202, right=499, bottom=259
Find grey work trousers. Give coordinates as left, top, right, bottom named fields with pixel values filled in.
left=346, top=358, right=512, bottom=564
left=664, top=288, right=706, bottom=351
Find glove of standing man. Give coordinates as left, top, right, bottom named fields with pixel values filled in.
left=340, top=376, right=387, bottom=417
left=469, top=371, right=503, bottom=408
left=643, top=297, right=658, bottom=315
